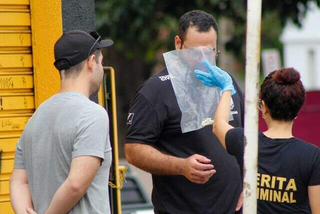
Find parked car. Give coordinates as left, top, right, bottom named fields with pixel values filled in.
left=121, top=166, right=154, bottom=214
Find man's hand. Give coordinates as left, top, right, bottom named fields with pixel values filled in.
left=182, top=154, right=216, bottom=184
left=194, top=61, right=236, bottom=95
left=236, top=192, right=243, bottom=211
left=26, top=207, right=37, bottom=214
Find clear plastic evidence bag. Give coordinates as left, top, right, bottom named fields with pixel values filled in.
left=163, top=46, right=233, bottom=133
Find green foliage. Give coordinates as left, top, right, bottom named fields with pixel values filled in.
left=96, top=0, right=172, bottom=63
left=96, top=0, right=320, bottom=65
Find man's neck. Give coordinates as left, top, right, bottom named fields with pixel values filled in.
left=59, top=78, right=90, bottom=98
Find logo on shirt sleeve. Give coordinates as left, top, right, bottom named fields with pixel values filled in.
left=229, top=97, right=238, bottom=121
left=127, top=113, right=134, bottom=124
left=159, top=75, right=170, bottom=81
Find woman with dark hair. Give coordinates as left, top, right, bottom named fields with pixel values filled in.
left=195, top=63, right=320, bottom=213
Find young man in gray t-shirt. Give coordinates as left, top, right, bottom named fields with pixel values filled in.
left=10, top=30, right=113, bottom=214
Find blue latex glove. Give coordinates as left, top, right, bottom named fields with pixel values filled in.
left=194, top=61, right=236, bottom=95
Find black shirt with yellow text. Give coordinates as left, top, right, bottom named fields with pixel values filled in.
left=226, top=128, right=320, bottom=214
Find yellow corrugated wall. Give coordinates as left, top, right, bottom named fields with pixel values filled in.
left=0, top=0, right=62, bottom=213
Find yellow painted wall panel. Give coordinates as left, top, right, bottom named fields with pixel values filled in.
left=0, top=13, right=30, bottom=26
left=0, top=181, right=9, bottom=197
left=0, top=75, right=33, bottom=89
left=0, top=33, right=31, bottom=47
left=0, top=138, right=17, bottom=152
left=0, top=202, right=14, bottom=214
left=0, top=0, right=32, bottom=212
left=0, top=54, right=32, bottom=68
left=0, top=96, right=34, bottom=110
left=0, top=0, right=29, bottom=5
left=0, top=160, right=14, bottom=174
left=31, top=0, right=62, bottom=107
left=0, top=138, right=17, bottom=160
left=0, top=117, right=29, bottom=132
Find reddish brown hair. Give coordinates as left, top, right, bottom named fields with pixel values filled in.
left=260, top=68, right=305, bottom=121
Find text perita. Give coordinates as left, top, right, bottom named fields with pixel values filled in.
left=257, top=173, right=297, bottom=203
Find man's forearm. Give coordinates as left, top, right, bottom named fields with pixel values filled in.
left=125, top=143, right=216, bottom=184
left=125, top=143, right=185, bottom=175
left=46, top=156, right=101, bottom=214
left=46, top=178, right=86, bottom=214
left=10, top=182, right=34, bottom=214
left=10, top=169, right=34, bottom=214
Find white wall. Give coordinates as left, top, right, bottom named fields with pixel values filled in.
left=281, top=3, right=320, bottom=91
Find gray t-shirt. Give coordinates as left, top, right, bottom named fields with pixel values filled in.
left=14, top=92, right=112, bottom=214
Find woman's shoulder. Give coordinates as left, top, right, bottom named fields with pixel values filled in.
left=293, top=137, right=319, bottom=153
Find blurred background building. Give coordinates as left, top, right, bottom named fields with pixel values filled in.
left=281, top=2, right=320, bottom=91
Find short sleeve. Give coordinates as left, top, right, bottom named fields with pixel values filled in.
left=231, top=76, right=245, bottom=127
left=125, top=93, right=163, bottom=145
left=72, top=107, right=110, bottom=160
left=14, top=138, right=25, bottom=169
left=225, top=127, right=244, bottom=171
left=309, top=147, right=320, bottom=186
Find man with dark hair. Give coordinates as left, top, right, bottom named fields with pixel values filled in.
left=125, top=10, right=244, bottom=213
left=178, top=10, right=219, bottom=49
left=10, top=30, right=113, bottom=214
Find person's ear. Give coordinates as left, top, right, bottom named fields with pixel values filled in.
left=261, top=100, right=269, bottom=119
left=87, top=55, right=96, bottom=71
left=174, top=35, right=182, bottom=50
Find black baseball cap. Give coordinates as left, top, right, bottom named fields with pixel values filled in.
left=54, top=30, right=113, bottom=71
